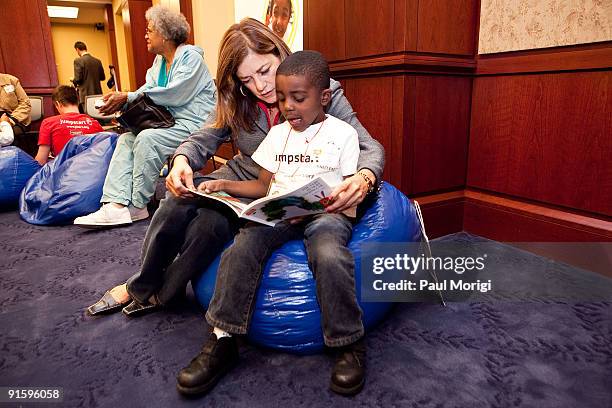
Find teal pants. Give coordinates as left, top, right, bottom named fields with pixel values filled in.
left=101, top=125, right=190, bottom=208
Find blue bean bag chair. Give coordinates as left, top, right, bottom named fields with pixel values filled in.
left=0, top=147, right=41, bottom=208
left=194, top=182, right=422, bottom=354
left=19, top=132, right=119, bottom=225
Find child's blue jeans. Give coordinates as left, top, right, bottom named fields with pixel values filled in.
left=205, top=213, right=364, bottom=347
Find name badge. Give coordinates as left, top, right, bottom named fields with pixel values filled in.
left=3, top=85, right=15, bottom=93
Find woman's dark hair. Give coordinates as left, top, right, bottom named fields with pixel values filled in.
left=212, top=18, right=292, bottom=135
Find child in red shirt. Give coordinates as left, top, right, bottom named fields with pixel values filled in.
left=35, top=85, right=103, bottom=165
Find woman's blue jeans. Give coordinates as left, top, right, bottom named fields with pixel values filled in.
left=126, top=190, right=241, bottom=305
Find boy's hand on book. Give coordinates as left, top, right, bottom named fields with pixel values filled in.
left=326, top=174, right=369, bottom=212
left=197, top=180, right=225, bottom=194
left=166, top=155, right=195, bottom=198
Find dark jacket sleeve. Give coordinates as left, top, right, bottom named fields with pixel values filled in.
left=173, top=112, right=230, bottom=170
left=99, top=61, right=106, bottom=81
left=73, top=58, right=83, bottom=86
left=326, top=79, right=385, bottom=184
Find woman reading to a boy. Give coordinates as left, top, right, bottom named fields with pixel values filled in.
left=88, top=18, right=385, bottom=397
left=178, top=50, right=364, bottom=396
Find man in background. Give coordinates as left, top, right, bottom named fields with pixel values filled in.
left=73, top=41, right=105, bottom=113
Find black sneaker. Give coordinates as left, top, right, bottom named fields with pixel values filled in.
left=330, top=338, right=366, bottom=396
left=176, top=332, right=239, bottom=396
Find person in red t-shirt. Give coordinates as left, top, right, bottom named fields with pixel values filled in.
left=35, top=85, right=103, bottom=165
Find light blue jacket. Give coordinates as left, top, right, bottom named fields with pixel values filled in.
left=127, top=44, right=216, bottom=133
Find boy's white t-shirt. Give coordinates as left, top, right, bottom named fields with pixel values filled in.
left=252, top=114, right=359, bottom=196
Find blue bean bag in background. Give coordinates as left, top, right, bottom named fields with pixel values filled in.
left=194, top=182, right=422, bottom=354
left=0, top=147, right=41, bottom=208
left=19, top=132, right=119, bottom=225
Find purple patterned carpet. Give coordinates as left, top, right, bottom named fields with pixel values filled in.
left=0, top=210, right=610, bottom=408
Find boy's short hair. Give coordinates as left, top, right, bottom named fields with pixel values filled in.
left=276, top=50, right=330, bottom=91
left=52, top=85, right=79, bottom=106
left=74, top=41, right=87, bottom=51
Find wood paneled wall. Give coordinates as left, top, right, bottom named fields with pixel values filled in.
left=465, top=43, right=612, bottom=241
left=179, top=0, right=195, bottom=45
left=122, top=0, right=155, bottom=88
left=105, top=4, right=121, bottom=90
left=417, top=0, right=477, bottom=55
left=469, top=70, right=611, bottom=217
left=0, top=0, right=58, bottom=120
left=305, top=0, right=479, bottom=199
left=305, top=0, right=611, bottom=243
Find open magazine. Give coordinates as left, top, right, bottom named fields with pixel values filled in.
left=188, top=177, right=335, bottom=226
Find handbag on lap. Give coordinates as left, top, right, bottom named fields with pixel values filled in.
left=117, top=94, right=174, bottom=135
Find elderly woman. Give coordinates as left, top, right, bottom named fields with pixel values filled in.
left=74, top=5, right=216, bottom=228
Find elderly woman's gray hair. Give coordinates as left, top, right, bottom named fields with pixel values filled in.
left=145, top=5, right=190, bottom=46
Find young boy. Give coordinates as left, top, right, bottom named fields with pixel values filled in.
left=176, top=51, right=366, bottom=397
left=35, top=85, right=103, bottom=165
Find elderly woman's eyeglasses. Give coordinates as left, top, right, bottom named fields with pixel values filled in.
left=145, top=27, right=155, bottom=35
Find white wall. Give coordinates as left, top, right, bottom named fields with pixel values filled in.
left=51, top=23, right=112, bottom=89
left=192, top=0, right=236, bottom=78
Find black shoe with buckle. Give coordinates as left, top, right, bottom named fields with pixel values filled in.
left=330, top=338, right=366, bottom=396
left=176, top=332, right=239, bottom=396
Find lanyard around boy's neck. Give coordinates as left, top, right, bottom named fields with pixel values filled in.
left=267, top=119, right=327, bottom=196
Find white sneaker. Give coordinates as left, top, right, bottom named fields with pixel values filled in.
left=128, top=205, right=149, bottom=222
left=74, top=204, right=132, bottom=228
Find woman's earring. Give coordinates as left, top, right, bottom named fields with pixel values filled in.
left=240, top=85, right=248, bottom=97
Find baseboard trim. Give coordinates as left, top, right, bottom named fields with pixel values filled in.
left=413, top=189, right=612, bottom=241
left=413, top=189, right=612, bottom=277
